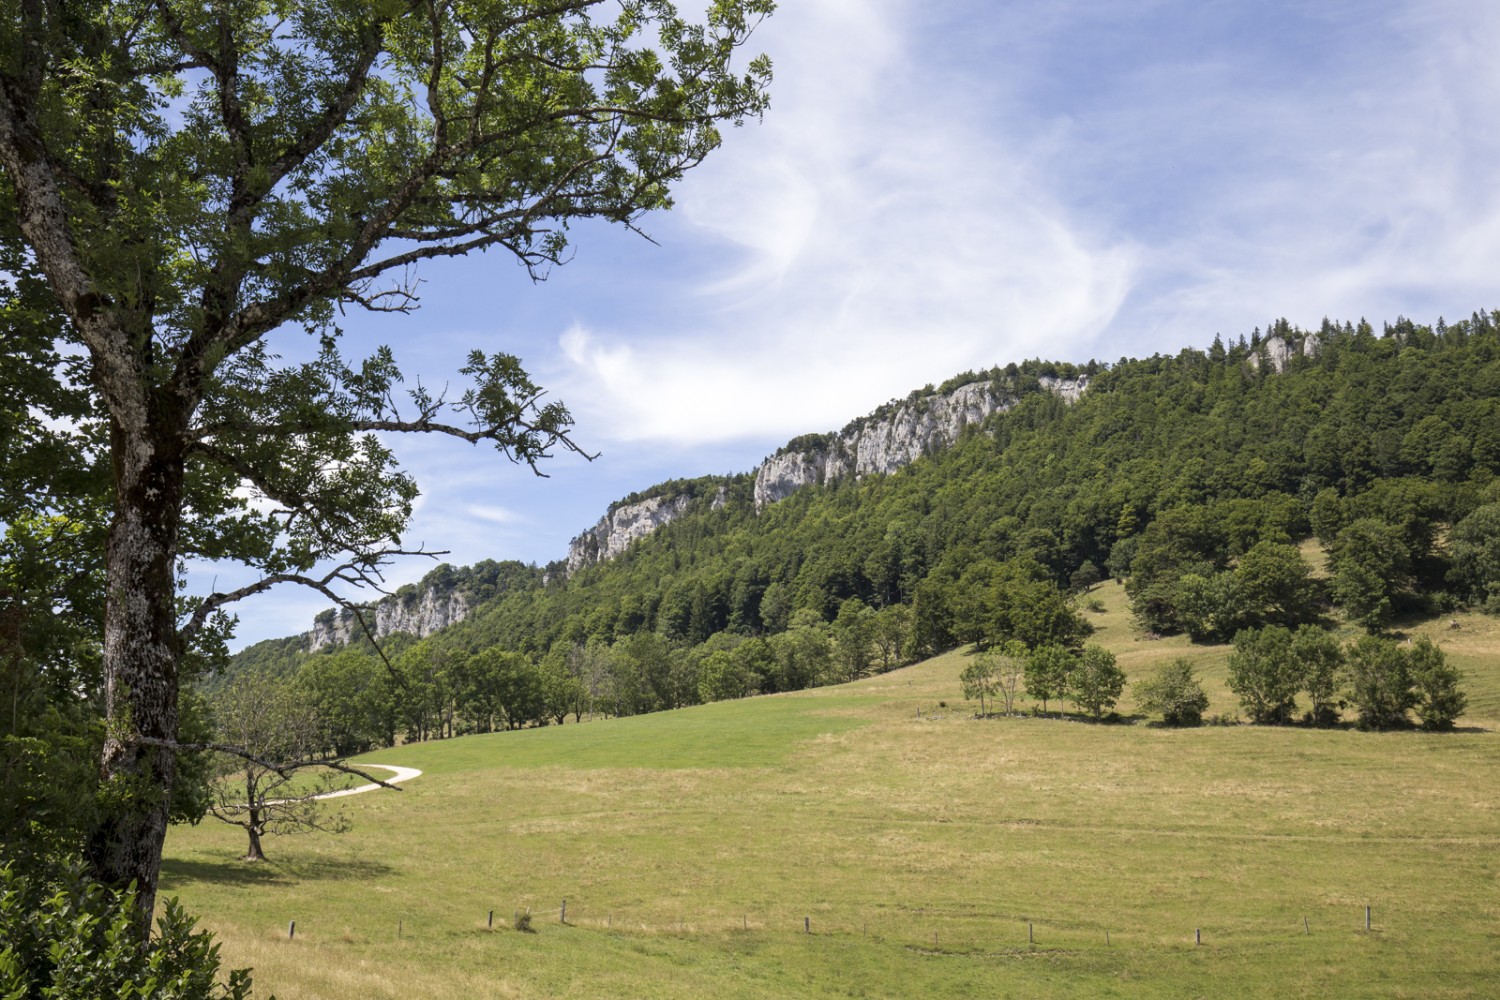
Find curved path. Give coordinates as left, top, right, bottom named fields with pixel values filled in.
left=317, top=764, right=423, bottom=799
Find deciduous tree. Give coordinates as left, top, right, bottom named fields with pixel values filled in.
left=0, top=0, right=772, bottom=920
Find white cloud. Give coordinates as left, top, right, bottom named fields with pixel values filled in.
left=465, top=503, right=525, bottom=526
left=550, top=0, right=1138, bottom=446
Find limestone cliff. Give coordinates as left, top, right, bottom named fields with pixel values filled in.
left=1248, top=331, right=1320, bottom=373
left=752, top=374, right=1089, bottom=509
left=566, top=482, right=729, bottom=574
left=303, top=560, right=534, bottom=651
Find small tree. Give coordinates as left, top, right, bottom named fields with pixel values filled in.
left=1343, top=635, right=1418, bottom=731
left=1025, top=644, right=1074, bottom=716
left=1407, top=636, right=1466, bottom=731
left=1070, top=645, right=1126, bottom=720
left=987, top=640, right=1029, bottom=715
left=1291, top=625, right=1344, bottom=726
left=960, top=655, right=998, bottom=716
left=1133, top=658, right=1209, bottom=726
left=207, top=677, right=355, bottom=862
left=1226, top=626, right=1302, bottom=724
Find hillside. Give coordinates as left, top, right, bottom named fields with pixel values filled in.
left=229, top=312, right=1500, bottom=749
left=163, top=583, right=1500, bottom=999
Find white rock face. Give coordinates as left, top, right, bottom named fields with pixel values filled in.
left=752, top=375, right=1089, bottom=509
left=305, top=587, right=470, bottom=651
left=566, top=493, right=693, bottom=574
left=1248, top=333, right=1318, bottom=373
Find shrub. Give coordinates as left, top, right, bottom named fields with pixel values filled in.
left=1069, top=645, right=1126, bottom=721
left=0, top=864, right=253, bottom=999
left=1343, top=636, right=1418, bottom=730
left=1407, top=636, right=1467, bottom=731
left=1134, top=658, right=1210, bottom=726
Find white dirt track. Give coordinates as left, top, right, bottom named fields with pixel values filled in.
left=316, top=764, right=422, bottom=799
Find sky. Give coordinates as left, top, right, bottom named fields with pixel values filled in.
left=214, top=0, right=1500, bottom=648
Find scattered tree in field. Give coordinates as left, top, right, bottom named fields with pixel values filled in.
left=1069, top=645, right=1126, bottom=720
left=960, top=655, right=998, bottom=716
left=1133, top=658, right=1209, bottom=727
left=986, top=640, right=1029, bottom=715
left=1227, top=626, right=1303, bottom=724
left=1343, top=636, right=1419, bottom=730
left=1291, top=625, right=1344, bottom=726
left=1025, top=644, right=1074, bottom=716
left=0, top=0, right=772, bottom=920
left=207, top=677, right=355, bottom=863
left=1407, top=636, right=1466, bottom=731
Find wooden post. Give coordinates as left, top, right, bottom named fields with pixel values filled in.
left=1303, top=916, right=1309, bottom=935
left=1195, top=928, right=1201, bottom=946
left=1028, top=922, right=1033, bottom=944
left=288, top=920, right=295, bottom=941
left=804, top=916, right=810, bottom=934
left=398, top=920, right=402, bottom=940
left=561, top=899, right=567, bottom=924
left=488, top=910, right=494, bottom=929
left=933, top=931, right=938, bottom=948
left=743, top=915, right=747, bottom=931
left=1365, top=906, right=1371, bottom=931
left=1105, top=930, right=1110, bottom=946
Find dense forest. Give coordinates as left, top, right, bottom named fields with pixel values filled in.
left=223, top=312, right=1500, bottom=753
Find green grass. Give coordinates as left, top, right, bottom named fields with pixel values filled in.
left=163, top=591, right=1500, bottom=999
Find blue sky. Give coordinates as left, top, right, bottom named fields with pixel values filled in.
left=215, top=0, right=1500, bottom=647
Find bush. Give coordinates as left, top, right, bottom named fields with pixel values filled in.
left=1407, top=636, right=1467, bottom=731
left=1226, top=626, right=1301, bottom=724
left=1343, top=636, right=1418, bottom=730
left=1134, top=658, right=1210, bottom=726
left=0, top=864, right=253, bottom=999
left=1069, top=645, right=1126, bottom=721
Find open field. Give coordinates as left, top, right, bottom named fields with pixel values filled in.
left=163, top=587, right=1500, bottom=998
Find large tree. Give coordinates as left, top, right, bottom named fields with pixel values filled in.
left=0, top=0, right=771, bottom=924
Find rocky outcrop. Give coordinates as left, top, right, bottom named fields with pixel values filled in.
left=306, top=587, right=471, bottom=651
left=567, top=493, right=693, bottom=574
left=1250, top=332, right=1320, bottom=374
left=752, top=375, right=1089, bottom=509
left=565, top=484, right=729, bottom=574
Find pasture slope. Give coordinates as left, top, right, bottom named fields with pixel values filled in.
left=163, top=584, right=1500, bottom=999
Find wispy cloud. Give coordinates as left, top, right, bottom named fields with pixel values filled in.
left=550, top=0, right=1138, bottom=446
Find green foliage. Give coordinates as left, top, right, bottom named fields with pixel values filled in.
left=1343, top=636, right=1419, bottom=730
left=0, top=864, right=253, bottom=999
left=1133, top=658, right=1210, bottom=726
left=1448, top=503, right=1500, bottom=611
left=1330, top=519, right=1413, bottom=630
left=1024, top=645, right=1073, bottom=715
left=1407, top=636, right=1467, bottom=731
left=1227, top=626, right=1304, bottom=724
left=959, top=657, right=997, bottom=716
left=1068, top=645, right=1125, bottom=720
left=1291, top=625, right=1345, bottom=726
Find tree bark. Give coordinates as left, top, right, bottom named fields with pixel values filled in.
left=85, top=404, right=188, bottom=928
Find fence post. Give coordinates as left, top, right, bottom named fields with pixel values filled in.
left=1195, top=928, right=1201, bottom=946
left=1365, top=906, right=1371, bottom=932
left=1028, top=922, right=1033, bottom=944
left=561, top=899, right=567, bottom=924
left=488, top=910, right=494, bottom=930
left=288, top=920, right=295, bottom=941
left=804, top=916, right=810, bottom=934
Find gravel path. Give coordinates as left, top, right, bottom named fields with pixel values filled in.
left=317, top=764, right=423, bottom=799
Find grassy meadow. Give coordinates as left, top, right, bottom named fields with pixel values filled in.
left=163, top=583, right=1500, bottom=998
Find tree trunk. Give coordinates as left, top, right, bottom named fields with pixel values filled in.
left=86, top=409, right=187, bottom=928
left=244, top=813, right=267, bottom=862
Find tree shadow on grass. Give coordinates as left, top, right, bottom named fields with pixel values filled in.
left=160, top=854, right=396, bottom=891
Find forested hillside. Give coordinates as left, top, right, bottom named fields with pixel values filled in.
left=231, top=313, right=1500, bottom=752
